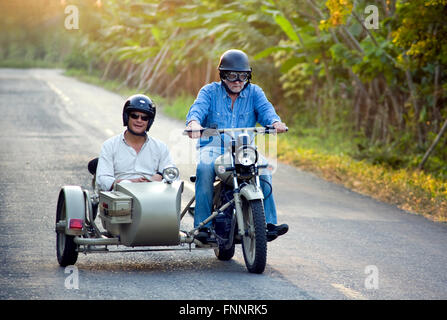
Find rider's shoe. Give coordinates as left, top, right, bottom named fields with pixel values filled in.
left=266, top=223, right=289, bottom=242
left=270, top=223, right=289, bottom=236
left=266, top=231, right=278, bottom=242
left=195, top=227, right=213, bottom=244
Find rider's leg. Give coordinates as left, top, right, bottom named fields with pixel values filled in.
left=194, top=147, right=220, bottom=228
left=260, top=174, right=277, bottom=224
left=260, top=174, right=288, bottom=238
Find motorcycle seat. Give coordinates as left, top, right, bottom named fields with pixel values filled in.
left=88, top=157, right=99, bottom=176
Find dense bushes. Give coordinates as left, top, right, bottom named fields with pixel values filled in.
left=1, top=0, right=446, bottom=179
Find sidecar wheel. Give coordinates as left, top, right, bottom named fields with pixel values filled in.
left=56, top=192, right=78, bottom=267
left=214, top=242, right=235, bottom=261
left=241, top=199, right=267, bottom=274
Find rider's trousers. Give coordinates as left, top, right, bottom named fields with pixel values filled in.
left=194, top=147, right=278, bottom=228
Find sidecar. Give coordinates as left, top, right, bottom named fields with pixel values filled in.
left=56, top=126, right=281, bottom=274
left=55, top=160, right=191, bottom=267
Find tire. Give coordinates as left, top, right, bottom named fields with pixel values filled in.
left=91, top=202, right=98, bottom=221
left=214, top=242, right=235, bottom=261
left=241, top=199, right=267, bottom=274
left=56, top=192, right=78, bottom=267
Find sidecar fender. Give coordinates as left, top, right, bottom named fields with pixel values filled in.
left=57, top=186, right=86, bottom=236
left=240, top=184, right=264, bottom=201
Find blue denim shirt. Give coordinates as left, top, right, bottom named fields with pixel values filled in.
left=186, top=82, right=281, bottom=148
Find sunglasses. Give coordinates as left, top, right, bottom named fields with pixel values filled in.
left=129, top=113, right=150, bottom=121
left=224, top=71, right=250, bottom=82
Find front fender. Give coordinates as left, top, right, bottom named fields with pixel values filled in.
left=240, top=183, right=264, bottom=201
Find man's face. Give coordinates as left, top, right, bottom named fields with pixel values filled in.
left=223, top=78, right=246, bottom=94
left=128, top=111, right=149, bottom=134
left=222, top=71, right=249, bottom=94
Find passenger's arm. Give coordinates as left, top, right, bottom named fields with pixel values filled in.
left=96, top=143, right=116, bottom=191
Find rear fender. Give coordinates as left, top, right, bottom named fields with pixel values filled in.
left=57, top=186, right=86, bottom=236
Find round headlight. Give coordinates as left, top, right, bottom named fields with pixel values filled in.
left=236, top=146, right=258, bottom=166
left=162, top=166, right=179, bottom=183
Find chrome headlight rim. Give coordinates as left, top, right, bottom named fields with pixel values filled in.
left=162, top=166, right=179, bottom=183
left=236, top=145, right=258, bottom=166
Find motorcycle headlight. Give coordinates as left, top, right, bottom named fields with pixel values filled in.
left=162, top=166, right=179, bottom=183
left=236, top=146, right=258, bottom=166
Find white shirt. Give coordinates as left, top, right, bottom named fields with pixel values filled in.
left=96, top=132, right=175, bottom=191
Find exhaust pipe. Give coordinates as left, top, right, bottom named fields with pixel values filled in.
left=74, top=236, right=120, bottom=246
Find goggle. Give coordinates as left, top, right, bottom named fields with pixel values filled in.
left=129, top=113, right=150, bottom=121
left=224, top=71, right=250, bottom=82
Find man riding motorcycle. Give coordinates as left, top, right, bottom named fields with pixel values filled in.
left=185, top=49, right=288, bottom=243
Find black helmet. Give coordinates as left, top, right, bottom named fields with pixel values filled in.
left=218, top=49, right=252, bottom=72
left=218, top=50, right=252, bottom=94
left=122, top=94, right=156, bottom=132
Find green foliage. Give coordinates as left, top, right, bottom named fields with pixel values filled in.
left=2, top=0, right=447, bottom=184
left=393, top=0, right=447, bottom=67
left=162, top=92, right=196, bottom=121
left=64, top=49, right=90, bottom=70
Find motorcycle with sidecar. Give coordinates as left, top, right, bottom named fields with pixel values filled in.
left=55, top=126, right=282, bottom=274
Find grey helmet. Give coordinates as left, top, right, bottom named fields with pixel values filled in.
left=122, top=94, right=156, bottom=133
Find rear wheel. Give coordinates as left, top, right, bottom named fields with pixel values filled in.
left=56, top=192, right=78, bottom=267
left=214, top=242, right=235, bottom=261
left=241, top=199, right=267, bottom=274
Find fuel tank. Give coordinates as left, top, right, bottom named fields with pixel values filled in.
left=214, top=153, right=233, bottom=186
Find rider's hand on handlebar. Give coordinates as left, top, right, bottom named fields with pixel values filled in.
left=272, top=121, right=288, bottom=133
left=186, top=120, right=203, bottom=139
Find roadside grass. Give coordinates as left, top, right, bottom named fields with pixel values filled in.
left=0, top=59, right=62, bottom=69
left=61, top=68, right=447, bottom=223
left=64, top=68, right=139, bottom=99
left=162, top=92, right=196, bottom=122
left=277, top=135, right=447, bottom=223
left=64, top=68, right=168, bottom=107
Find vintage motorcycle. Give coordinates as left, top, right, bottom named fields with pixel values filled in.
left=55, top=126, right=281, bottom=274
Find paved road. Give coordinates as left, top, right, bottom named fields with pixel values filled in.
left=1, top=68, right=446, bottom=300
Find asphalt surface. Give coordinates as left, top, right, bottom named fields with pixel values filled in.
left=1, top=68, right=447, bottom=300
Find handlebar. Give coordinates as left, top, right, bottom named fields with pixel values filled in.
left=183, top=125, right=288, bottom=136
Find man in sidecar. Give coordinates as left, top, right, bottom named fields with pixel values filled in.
left=185, top=49, right=289, bottom=243
left=96, top=94, right=175, bottom=192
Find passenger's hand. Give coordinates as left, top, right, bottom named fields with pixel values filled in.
left=150, top=174, right=163, bottom=182
left=116, top=177, right=151, bottom=184
left=186, top=120, right=203, bottom=139
left=272, top=121, right=288, bottom=133
left=132, top=177, right=151, bottom=183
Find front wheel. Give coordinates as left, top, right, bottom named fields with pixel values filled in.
left=241, top=199, right=267, bottom=274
